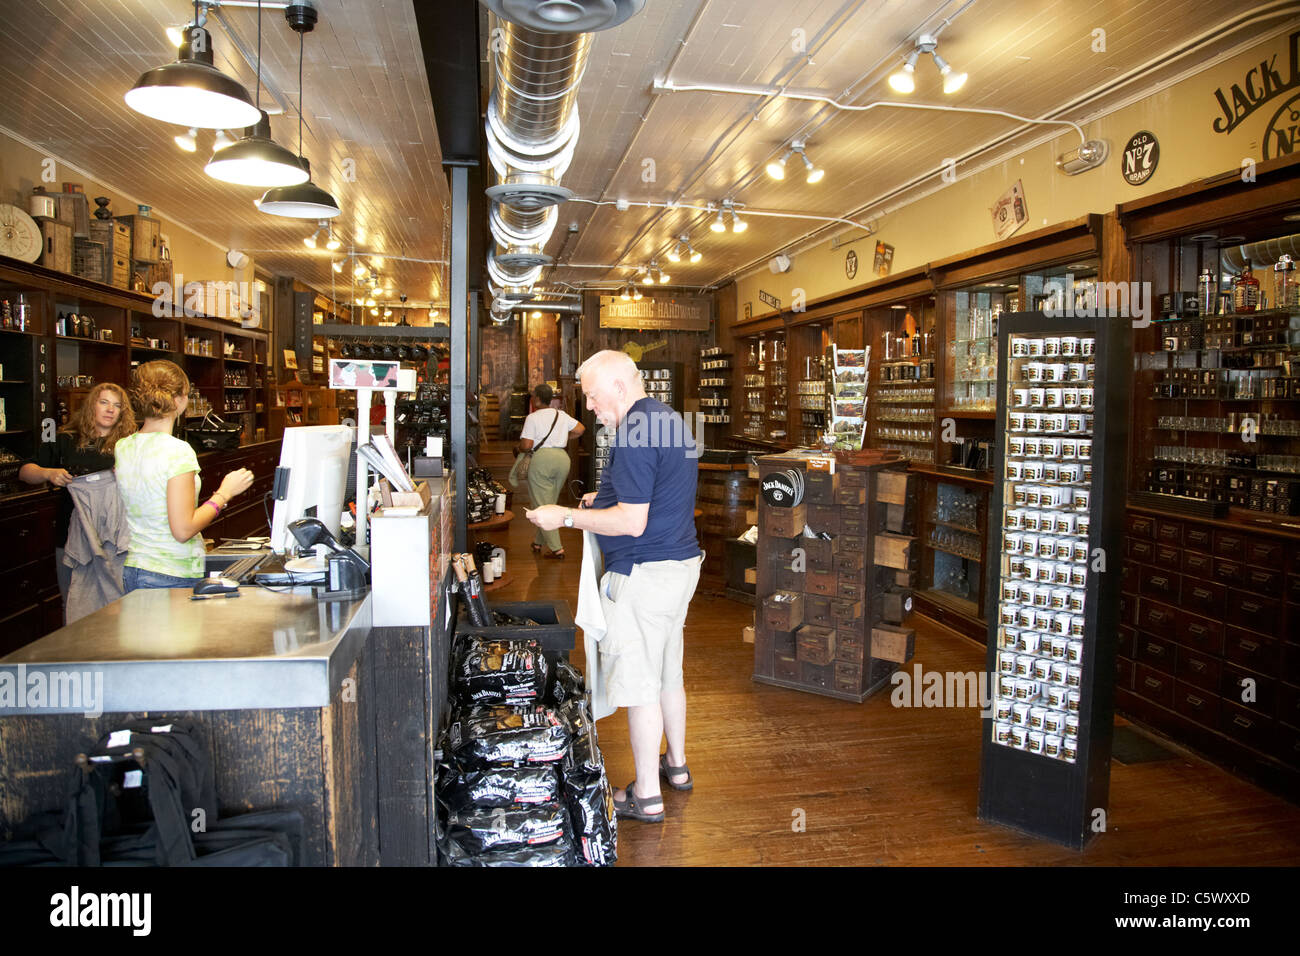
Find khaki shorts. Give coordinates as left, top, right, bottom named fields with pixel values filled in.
left=598, top=554, right=702, bottom=708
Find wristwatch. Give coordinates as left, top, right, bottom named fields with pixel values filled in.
left=563, top=509, right=575, bottom=528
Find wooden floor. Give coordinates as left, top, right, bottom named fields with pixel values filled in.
left=477, top=440, right=1300, bottom=866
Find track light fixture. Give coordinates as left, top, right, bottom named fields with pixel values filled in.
left=173, top=127, right=198, bottom=153
left=666, top=235, right=703, bottom=264
left=888, top=34, right=966, bottom=95
left=767, top=139, right=824, bottom=184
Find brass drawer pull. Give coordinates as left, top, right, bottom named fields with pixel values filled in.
left=1146, top=643, right=1165, bottom=656
left=1240, top=602, right=1261, bottom=614
left=1240, top=639, right=1259, bottom=652
left=1186, top=694, right=1204, bottom=707
left=1190, top=660, right=1205, bottom=671
left=1233, top=715, right=1252, bottom=729
left=1192, top=588, right=1211, bottom=600
left=1144, top=677, right=1163, bottom=690
left=1189, top=624, right=1207, bottom=636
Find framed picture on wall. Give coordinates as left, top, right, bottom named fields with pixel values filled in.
left=283, top=348, right=299, bottom=370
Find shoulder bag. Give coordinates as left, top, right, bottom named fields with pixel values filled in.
left=509, top=410, right=560, bottom=488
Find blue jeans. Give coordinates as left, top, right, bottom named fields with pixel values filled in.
left=123, top=565, right=199, bottom=593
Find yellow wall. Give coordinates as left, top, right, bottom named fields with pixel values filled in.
left=735, top=27, right=1300, bottom=318
left=0, top=127, right=234, bottom=284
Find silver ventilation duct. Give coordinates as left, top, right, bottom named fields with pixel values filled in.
left=1220, top=233, right=1300, bottom=273
left=479, top=0, right=644, bottom=315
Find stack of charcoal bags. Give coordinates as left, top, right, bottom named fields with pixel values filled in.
left=0, top=718, right=301, bottom=867
left=435, top=636, right=617, bottom=866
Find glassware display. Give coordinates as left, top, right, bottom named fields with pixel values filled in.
left=990, top=331, right=1097, bottom=763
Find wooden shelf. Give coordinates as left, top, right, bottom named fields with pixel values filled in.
left=468, top=510, right=514, bottom=532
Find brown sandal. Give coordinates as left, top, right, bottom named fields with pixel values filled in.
left=660, top=753, right=694, bottom=791
left=613, top=781, right=664, bottom=822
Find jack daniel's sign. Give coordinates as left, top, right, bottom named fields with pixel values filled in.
left=1211, top=29, right=1300, bottom=160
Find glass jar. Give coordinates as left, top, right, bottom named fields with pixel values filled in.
left=1274, top=254, right=1297, bottom=311
left=1197, top=267, right=1218, bottom=316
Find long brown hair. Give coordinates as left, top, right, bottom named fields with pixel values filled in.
left=61, top=382, right=137, bottom=454
left=129, top=359, right=190, bottom=421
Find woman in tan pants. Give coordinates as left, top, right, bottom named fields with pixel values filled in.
left=516, top=383, right=584, bottom=558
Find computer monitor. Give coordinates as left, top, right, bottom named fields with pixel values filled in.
left=269, top=424, right=354, bottom=555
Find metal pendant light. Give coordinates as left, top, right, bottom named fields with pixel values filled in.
left=204, top=1, right=307, bottom=187
left=125, top=3, right=260, bottom=130
left=257, top=3, right=340, bottom=219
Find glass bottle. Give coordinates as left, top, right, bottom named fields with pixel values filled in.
left=1233, top=263, right=1259, bottom=314
left=1274, top=254, right=1297, bottom=311
left=923, top=324, right=936, bottom=358
left=1, top=299, right=11, bottom=329
left=1197, top=267, right=1218, bottom=316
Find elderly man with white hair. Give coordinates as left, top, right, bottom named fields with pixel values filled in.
left=526, top=349, right=702, bottom=823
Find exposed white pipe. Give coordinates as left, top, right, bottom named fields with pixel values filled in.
left=653, top=78, right=1089, bottom=145
left=568, top=197, right=876, bottom=233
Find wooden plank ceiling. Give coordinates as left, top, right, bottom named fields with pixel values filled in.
left=0, top=0, right=449, bottom=317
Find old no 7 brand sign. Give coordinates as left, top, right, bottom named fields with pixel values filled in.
left=1121, top=131, right=1159, bottom=186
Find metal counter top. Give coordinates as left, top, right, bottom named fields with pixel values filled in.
left=0, top=587, right=372, bottom=714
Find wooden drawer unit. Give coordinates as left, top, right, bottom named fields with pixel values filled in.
left=1154, top=519, right=1183, bottom=547
left=796, top=624, right=836, bottom=666
left=1116, top=656, right=1135, bottom=691
left=839, top=534, right=865, bottom=555
left=774, top=653, right=799, bottom=682
left=1137, top=597, right=1178, bottom=639
left=1183, top=524, right=1213, bottom=553
left=836, top=575, right=864, bottom=602
left=1174, top=610, right=1224, bottom=657
left=833, top=661, right=862, bottom=694
left=1213, top=529, right=1249, bottom=561
left=1182, top=579, right=1227, bottom=619
left=805, top=570, right=837, bottom=597
left=839, top=469, right=868, bottom=490
left=1127, top=538, right=1155, bottom=564
left=1219, top=701, right=1273, bottom=752
left=761, top=591, right=804, bottom=631
left=1181, top=549, right=1214, bottom=578
left=1246, top=539, right=1285, bottom=569
left=834, top=550, right=865, bottom=574
left=1174, top=645, right=1221, bottom=693
left=1219, top=661, right=1275, bottom=717
left=807, top=504, right=838, bottom=534
left=775, top=564, right=801, bottom=592
left=1241, top=565, right=1283, bottom=596
left=763, top=503, right=805, bottom=539
left=803, top=595, right=833, bottom=629
left=772, top=629, right=797, bottom=658
left=830, top=599, right=863, bottom=625
left=800, top=661, right=832, bottom=690
left=1135, top=663, right=1176, bottom=710
left=840, top=513, right=866, bottom=536
left=1223, top=625, right=1279, bottom=674
left=1119, top=591, right=1135, bottom=627
left=1173, top=680, right=1222, bottom=729
left=1135, top=633, right=1177, bottom=674
left=1212, top=558, right=1247, bottom=588
left=836, top=630, right=866, bottom=664
left=1116, top=625, right=1137, bottom=661
left=1127, top=513, right=1156, bottom=540
left=1227, top=589, right=1282, bottom=635
left=1138, top=565, right=1179, bottom=602
left=805, top=469, right=837, bottom=504
left=801, top=536, right=838, bottom=572
left=1278, top=682, right=1300, bottom=730
left=834, top=486, right=866, bottom=507
left=1153, top=544, right=1181, bottom=571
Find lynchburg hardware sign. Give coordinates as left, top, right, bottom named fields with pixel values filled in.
left=598, top=295, right=711, bottom=331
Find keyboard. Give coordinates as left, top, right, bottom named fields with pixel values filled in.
left=220, top=554, right=267, bottom=582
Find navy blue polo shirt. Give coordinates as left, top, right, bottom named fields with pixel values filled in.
left=591, top=396, right=699, bottom=575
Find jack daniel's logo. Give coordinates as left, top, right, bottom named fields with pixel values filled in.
left=1211, top=30, right=1300, bottom=151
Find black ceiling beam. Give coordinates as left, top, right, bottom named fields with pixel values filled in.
left=412, top=0, right=487, bottom=293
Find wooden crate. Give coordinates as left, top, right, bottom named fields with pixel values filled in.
left=761, top=591, right=803, bottom=631
left=877, top=470, right=910, bottom=505
left=72, top=238, right=105, bottom=283
left=870, top=624, right=915, bottom=663
left=762, top=501, right=805, bottom=538
left=118, top=215, right=160, bottom=262
left=38, top=219, right=72, bottom=273
left=873, top=533, right=915, bottom=569
left=88, top=219, right=131, bottom=289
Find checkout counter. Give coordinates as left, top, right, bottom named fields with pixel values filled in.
left=0, top=577, right=452, bottom=866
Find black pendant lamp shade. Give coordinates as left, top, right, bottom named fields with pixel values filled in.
left=256, top=158, right=341, bottom=218
left=205, top=110, right=310, bottom=187
left=125, top=26, right=261, bottom=130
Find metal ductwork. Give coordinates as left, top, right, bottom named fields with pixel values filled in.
left=1220, top=233, right=1300, bottom=273
left=479, top=0, right=644, bottom=316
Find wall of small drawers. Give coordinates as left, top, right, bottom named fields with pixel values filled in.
left=1118, top=508, right=1300, bottom=797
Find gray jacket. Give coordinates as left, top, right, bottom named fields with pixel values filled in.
left=63, top=470, right=130, bottom=623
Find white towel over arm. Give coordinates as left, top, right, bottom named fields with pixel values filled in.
left=574, top=529, right=615, bottom=721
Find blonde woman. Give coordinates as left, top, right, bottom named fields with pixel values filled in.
left=19, top=382, right=136, bottom=607
left=114, top=360, right=253, bottom=591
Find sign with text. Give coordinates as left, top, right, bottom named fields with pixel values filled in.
left=598, top=294, right=711, bottom=331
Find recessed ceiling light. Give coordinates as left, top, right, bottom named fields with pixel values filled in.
left=1218, top=235, right=1246, bottom=245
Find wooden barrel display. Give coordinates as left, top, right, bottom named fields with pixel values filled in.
left=696, top=463, right=758, bottom=586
